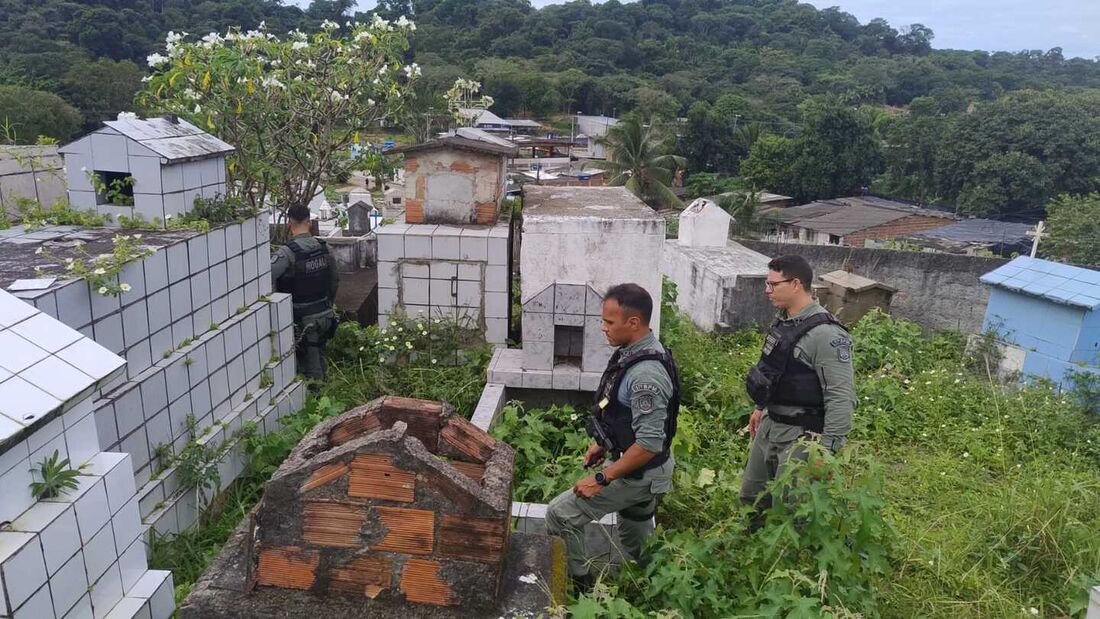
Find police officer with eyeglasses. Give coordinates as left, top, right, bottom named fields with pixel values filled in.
left=740, top=255, right=856, bottom=522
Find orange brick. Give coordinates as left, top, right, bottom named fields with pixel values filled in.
left=401, top=558, right=456, bottom=606
left=374, top=506, right=434, bottom=555
left=256, top=546, right=319, bottom=591
left=329, top=554, right=393, bottom=598
left=348, top=453, right=416, bottom=502
left=439, top=416, right=496, bottom=463
left=381, top=397, right=443, bottom=450
left=450, top=160, right=479, bottom=174
left=405, top=198, right=424, bottom=224
left=329, top=413, right=382, bottom=446
left=300, top=462, right=349, bottom=493
left=405, top=157, right=418, bottom=172
left=438, top=514, right=507, bottom=563
left=449, top=460, right=486, bottom=482
left=302, top=501, right=366, bottom=548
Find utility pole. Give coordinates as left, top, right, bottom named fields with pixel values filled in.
left=1028, top=220, right=1046, bottom=258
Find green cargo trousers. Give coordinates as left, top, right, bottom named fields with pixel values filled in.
left=739, top=415, right=809, bottom=511
left=295, top=309, right=335, bottom=381
left=545, top=458, right=673, bottom=578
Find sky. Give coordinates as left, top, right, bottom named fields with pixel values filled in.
left=290, top=0, right=1100, bottom=59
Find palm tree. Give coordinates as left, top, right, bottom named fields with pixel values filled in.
left=718, top=189, right=770, bottom=237
left=585, top=117, right=688, bottom=209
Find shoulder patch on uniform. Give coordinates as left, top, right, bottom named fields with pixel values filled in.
left=633, top=393, right=656, bottom=413
left=631, top=381, right=660, bottom=395
left=830, top=336, right=852, bottom=363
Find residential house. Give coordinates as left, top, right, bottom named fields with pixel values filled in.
left=901, top=219, right=1035, bottom=257
left=767, top=196, right=956, bottom=247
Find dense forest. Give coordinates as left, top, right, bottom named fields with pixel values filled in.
left=3, top=0, right=1100, bottom=220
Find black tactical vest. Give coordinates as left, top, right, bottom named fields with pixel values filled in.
left=745, top=312, right=846, bottom=415
left=275, top=238, right=332, bottom=316
left=586, top=347, right=681, bottom=477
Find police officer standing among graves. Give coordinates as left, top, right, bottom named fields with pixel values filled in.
left=270, top=204, right=339, bottom=383
left=740, top=255, right=855, bottom=520
left=545, top=283, right=681, bottom=593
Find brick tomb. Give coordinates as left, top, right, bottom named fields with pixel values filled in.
left=249, top=396, right=514, bottom=610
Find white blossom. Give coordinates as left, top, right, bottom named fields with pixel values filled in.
left=193, top=104, right=202, bottom=115
left=330, top=90, right=346, bottom=103
left=119, top=283, right=132, bottom=292
left=261, top=76, right=285, bottom=90
left=93, top=268, right=106, bottom=275
left=117, top=112, right=138, bottom=121
left=34, top=247, right=43, bottom=255
left=147, top=53, right=169, bottom=68
left=518, top=574, right=538, bottom=585
left=291, top=41, right=309, bottom=51
left=98, top=287, right=108, bottom=295
left=320, top=19, right=340, bottom=31
left=371, top=14, right=389, bottom=29
left=403, top=63, right=421, bottom=78
left=183, top=88, right=201, bottom=101
left=396, top=15, right=414, bottom=30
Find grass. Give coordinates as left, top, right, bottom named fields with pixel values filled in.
left=147, top=296, right=1100, bottom=617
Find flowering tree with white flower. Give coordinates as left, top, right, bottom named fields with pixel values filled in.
left=139, top=17, right=419, bottom=213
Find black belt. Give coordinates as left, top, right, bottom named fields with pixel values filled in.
left=292, top=298, right=331, bottom=320
left=767, top=410, right=824, bottom=433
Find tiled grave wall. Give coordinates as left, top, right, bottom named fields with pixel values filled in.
left=1, top=397, right=174, bottom=619
left=376, top=220, right=510, bottom=343
left=13, top=214, right=306, bottom=536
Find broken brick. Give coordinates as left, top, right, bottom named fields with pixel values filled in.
left=448, top=460, right=486, bottom=483
left=328, top=554, right=393, bottom=598
left=348, top=453, right=416, bottom=502
left=299, top=462, right=349, bottom=493
left=302, top=501, right=366, bottom=548
left=256, top=546, right=319, bottom=591
left=438, top=515, right=507, bottom=563
left=329, top=412, right=382, bottom=446
left=373, top=506, right=435, bottom=554
left=439, top=416, right=497, bottom=463
left=400, top=559, right=456, bottom=606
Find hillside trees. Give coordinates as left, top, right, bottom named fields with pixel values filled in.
left=0, top=85, right=83, bottom=143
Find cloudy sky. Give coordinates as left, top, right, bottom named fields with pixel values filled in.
left=291, top=0, right=1100, bottom=59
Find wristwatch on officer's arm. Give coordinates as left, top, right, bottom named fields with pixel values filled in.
left=594, top=471, right=611, bottom=486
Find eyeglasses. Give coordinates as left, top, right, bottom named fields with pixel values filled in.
left=764, top=278, right=794, bottom=290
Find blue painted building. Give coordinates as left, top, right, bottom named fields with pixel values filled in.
left=980, top=257, right=1100, bottom=390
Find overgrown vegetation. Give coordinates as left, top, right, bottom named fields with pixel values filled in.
left=321, top=312, right=493, bottom=416
left=35, top=232, right=152, bottom=296
left=147, top=290, right=1100, bottom=617
left=14, top=196, right=107, bottom=230
left=503, top=293, right=1100, bottom=617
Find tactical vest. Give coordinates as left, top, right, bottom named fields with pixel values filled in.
left=587, top=347, right=681, bottom=477
left=745, top=312, right=846, bottom=428
left=275, top=238, right=332, bottom=318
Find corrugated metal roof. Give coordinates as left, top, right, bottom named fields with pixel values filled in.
left=795, top=204, right=911, bottom=235
left=399, top=127, right=518, bottom=157
left=911, top=219, right=1034, bottom=244
left=980, top=256, right=1100, bottom=310
left=100, top=116, right=234, bottom=163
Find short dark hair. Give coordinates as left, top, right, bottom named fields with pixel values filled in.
left=767, top=255, right=814, bottom=290
left=604, top=283, right=653, bottom=324
left=287, top=204, right=311, bottom=223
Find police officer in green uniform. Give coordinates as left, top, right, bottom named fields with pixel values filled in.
left=270, top=204, right=339, bottom=383
left=741, top=255, right=856, bottom=519
left=545, top=283, right=681, bottom=593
